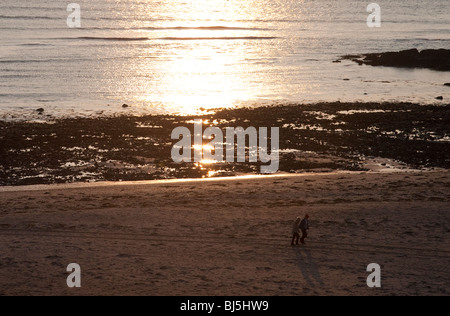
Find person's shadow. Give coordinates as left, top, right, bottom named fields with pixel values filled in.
left=292, top=247, right=324, bottom=288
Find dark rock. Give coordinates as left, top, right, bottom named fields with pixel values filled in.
left=343, top=78, right=350, bottom=81
left=122, top=104, right=129, bottom=108
left=435, top=96, right=443, bottom=100
left=343, top=49, right=450, bottom=71
left=444, top=83, right=450, bottom=87
left=368, top=49, right=419, bottom=68
left=341, top=54, right=362, bottom=59
left=36, top=108, right=44, bottom=113
left=333, top=60, right=341, bottom=63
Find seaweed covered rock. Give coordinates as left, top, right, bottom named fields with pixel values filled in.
left=342, top=49, right=450, bottom=71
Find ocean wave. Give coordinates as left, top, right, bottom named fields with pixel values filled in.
left=0, top=26, right=275, bottom=33
left=0, top=74, right=36, bottom=79
left=77, top=37, right=150, bottom=41
left=138, top=26, right=272, bottom=31
left=395, top=38, right=450, bottom=42
left=73, top=36, right=277, bottom=41
left=0, top=58, right=87, bottom=64
left=0, top=60, right=51, bottom=63
left=160, top=36, right=278, bottom=41
left=0, top=15, right=56, bottom=20
left=19, top=43, right=54, bottom=47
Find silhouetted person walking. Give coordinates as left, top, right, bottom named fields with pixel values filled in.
left=299, top=214, right=310, bottom=245
left=291, top=217, right=301, bottom=246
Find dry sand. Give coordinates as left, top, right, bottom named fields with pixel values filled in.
left=0, top=171, right=449, bottom=296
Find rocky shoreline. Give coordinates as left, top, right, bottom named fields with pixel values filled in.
left=341, top=48, right=450, bottom=71
left=0, top=102, right=449, bottom=186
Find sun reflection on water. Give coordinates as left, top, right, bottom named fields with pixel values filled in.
left=156, top=44, right=253, bottom=114
left=131, top=0, right=268, bottom=114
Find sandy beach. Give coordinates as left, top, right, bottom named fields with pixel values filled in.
left=1, top=0, right=449, bottom=299
left=0, top=171, right=449, bottom=296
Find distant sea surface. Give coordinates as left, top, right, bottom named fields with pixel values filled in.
left=0, top=0, right=449, bottom=119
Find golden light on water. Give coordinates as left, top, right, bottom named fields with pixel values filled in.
left=154, top=0, right=259, bottom=26
left=131, top=0, right=265, bottom=114
left=201, top=159, right=218, bottom=165
left=207, top=170, right=218, bottom=177
left=193, top=144, right=220, bottom=165
left=155, top=43, right=252, bottom=115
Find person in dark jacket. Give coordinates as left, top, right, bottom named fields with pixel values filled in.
left=299, top=214, right=310, bottom=245
left=291, top=217, right=301, bottom=245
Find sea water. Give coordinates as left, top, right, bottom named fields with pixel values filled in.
left=0, top=0, right=449, bottom=119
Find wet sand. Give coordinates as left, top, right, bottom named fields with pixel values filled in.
left=0, top=171, right=449, bottom=296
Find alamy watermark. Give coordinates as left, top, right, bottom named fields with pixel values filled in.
left=67, top=3, right=81, bottom=28
left=171, top=119, right=280, bottom=174
left=66, top=263, right=81, bottom=288
left=367, top=3, right=381, bottom=28
left=366, top=263, right=381, bottom=288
